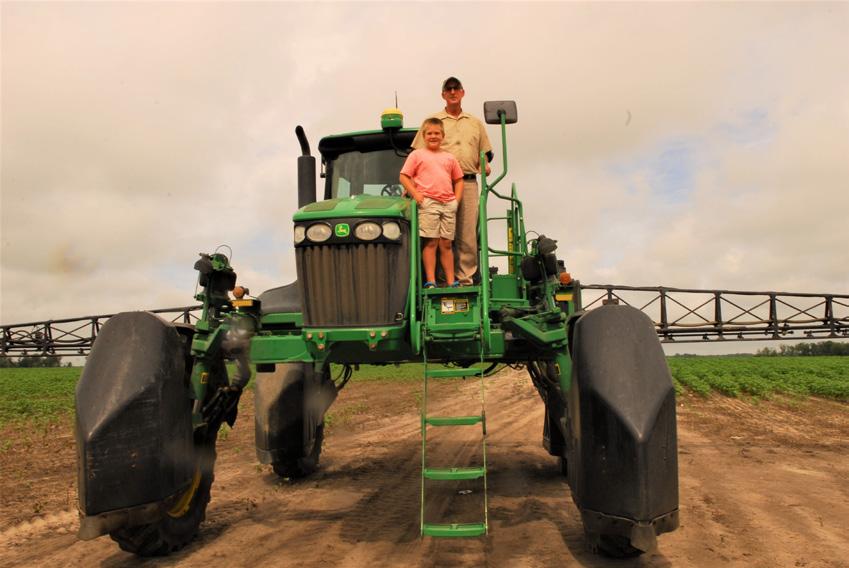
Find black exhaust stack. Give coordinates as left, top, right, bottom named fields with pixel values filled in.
left=296, top=126, right=316, bottom=207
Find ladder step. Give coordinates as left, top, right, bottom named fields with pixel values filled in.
left=425, top=368, right=482, bottom=379
left=422, top=286, right=480, bottom=296
left=424, top=467, right=485, bottom=480
left=425, top=331, right=479, bottom=341
left=425, top=415, right=483, bottom=426
left=422, top=522, right=487, bottom=538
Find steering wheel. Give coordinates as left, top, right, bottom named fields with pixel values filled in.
left=381, top=183, right=404, bottom=197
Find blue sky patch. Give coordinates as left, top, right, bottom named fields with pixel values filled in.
left=649, top=140, right=696, bottom=203
left=718, top=108, right=775, bottom=147
left=606, top=136, right=700, bottom=205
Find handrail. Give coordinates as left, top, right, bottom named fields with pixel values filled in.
left=477, top=111, right=513, bottom=351
left=479, top=152, right=492, bottom=352
left=486, top=112, right=509, bottom=191
left=408, top=201, right=421, bottom=354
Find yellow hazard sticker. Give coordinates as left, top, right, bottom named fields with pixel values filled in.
left=555, top=293, right=573, bottom=302
left=440, top=298, right=469, bottom=314
left=200, top=372, right=209, bottom=384
left=231, top=299, right=254, bottom=308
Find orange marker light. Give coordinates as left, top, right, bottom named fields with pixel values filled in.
left=559, top=272, right=573, bottom=285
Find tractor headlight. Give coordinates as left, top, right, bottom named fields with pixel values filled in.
left=306, top=223, right=332, bottom=243
left=354, top=221, right=382, bottom=241
left=294, top=226, right=306, bottom=244
left=382, top=221, right=402, bottom=240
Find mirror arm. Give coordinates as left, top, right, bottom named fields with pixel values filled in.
left=485, top=112, right=509, bottom=191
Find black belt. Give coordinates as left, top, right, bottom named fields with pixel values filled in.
left=463, top=173, right=477, bottom=180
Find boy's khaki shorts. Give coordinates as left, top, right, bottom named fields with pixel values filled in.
left=419, top=197, right=458, bottom=240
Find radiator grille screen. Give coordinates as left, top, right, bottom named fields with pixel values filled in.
left=296, top=237, right=410, bottom=327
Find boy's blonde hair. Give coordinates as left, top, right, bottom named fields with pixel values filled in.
left=420, top=117, right=445, bottom=134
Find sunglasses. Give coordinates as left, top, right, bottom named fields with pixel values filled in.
left=443, top=86, right=462, bottom=92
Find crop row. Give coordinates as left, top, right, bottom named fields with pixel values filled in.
left=666, top=356, right=849, bottom=400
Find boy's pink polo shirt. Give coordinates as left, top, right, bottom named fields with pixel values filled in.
left=400, top=148, right=463, bottom=203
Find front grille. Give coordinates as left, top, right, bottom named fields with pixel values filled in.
left=296, top=236, right=410, bottom=327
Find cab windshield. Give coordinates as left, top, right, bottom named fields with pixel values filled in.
left=319, top=129, right=417, bottom=200
left=328, top=149, right=407, bottom=199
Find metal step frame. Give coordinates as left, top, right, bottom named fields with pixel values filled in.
left=420, top=291, right=488, bottom=538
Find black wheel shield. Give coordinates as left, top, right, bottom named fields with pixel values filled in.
left=568, top=304, right=679, bottom=553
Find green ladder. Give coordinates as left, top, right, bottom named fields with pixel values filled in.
left=420, top=353, right=489, bottom=538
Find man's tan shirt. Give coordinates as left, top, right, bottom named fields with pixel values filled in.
left=412, top=111, right=493, bottom=174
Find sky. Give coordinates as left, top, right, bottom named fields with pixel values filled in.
left=2, top=2, right=848, bottom=354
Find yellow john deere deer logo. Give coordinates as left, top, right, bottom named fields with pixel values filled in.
left=335, top=223, right=350, bottom=238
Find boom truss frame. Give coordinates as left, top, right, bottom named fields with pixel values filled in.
left=2, top=307, right=201, bottom=357
left=2, top=286, right=848, bottom=356
left=581, top=285, right=849, bottom=343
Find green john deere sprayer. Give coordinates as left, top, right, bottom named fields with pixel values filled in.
left=74, top=101, right=678, bottom=557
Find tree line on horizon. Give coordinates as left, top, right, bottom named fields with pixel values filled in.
left=0, top=355, right=68, bottom=368
left=755, top=341, right=849, bottom=357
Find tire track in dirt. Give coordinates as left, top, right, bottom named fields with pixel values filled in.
left=674, top=428, right=849, bottom=568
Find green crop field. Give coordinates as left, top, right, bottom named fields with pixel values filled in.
left=667, top=356, right=849, bottom=400
left=0, top=357, right=847, bottom=426
left=0, top=367, right=81, bottom=425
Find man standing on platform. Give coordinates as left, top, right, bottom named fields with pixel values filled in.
left=412, top=76, right=493, bottom=286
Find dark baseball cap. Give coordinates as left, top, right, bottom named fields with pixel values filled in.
left=442, top=76, right=463, bottom=90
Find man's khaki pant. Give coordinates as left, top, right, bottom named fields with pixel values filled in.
left=455, top=179, right=479, bottom=285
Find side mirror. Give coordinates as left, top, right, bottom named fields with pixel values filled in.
left=483, top=100, right=518, bottom=125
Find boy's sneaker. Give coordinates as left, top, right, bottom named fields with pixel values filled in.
left=450, top=281, right=461, bottom=288
left=423, top=281, right=436, bottom=289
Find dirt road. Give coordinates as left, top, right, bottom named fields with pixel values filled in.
left=1, top=370, right=847, bottom=567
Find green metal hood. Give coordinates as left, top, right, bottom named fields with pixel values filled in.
left=294, top=194, right=412, bottom=221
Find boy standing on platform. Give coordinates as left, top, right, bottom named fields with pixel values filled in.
left=412, top=76, right=493, bottom=286
left=400, top=117, right=464, bottom=288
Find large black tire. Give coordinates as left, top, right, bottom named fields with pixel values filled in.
left=107, top=355, right=228, bottom=557
left=109, top=432, right=218, bottom=556
left=272, top=422, right=324, bottom=479
left=587, top=533, right=643, bottom=558
left=255, top=363, right=334, bottom=480
left=558, top=456, right=568, bottom=477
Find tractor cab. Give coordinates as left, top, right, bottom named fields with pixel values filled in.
left=316, top=108, right=416, bottom=200
left=319, top=128, right=416, bottom=200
